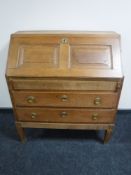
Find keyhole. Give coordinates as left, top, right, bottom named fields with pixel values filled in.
left=61, top=38, right=68, bottom=44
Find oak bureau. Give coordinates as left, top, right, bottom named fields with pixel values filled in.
left=6, top=31, right=123, bottom=143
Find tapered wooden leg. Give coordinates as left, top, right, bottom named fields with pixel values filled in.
left=104, top=127, right=113, bottom=144
left=15, top=122, right=26, bottom=143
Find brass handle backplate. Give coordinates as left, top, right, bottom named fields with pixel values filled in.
left=60, top=95, right=68, bottom=102
left=31, top=112, right=37, bottom=119
left=92, top=113, right=98, bottom=120
left=94, top=97, right=101, bottom=105
left=60, top=111, right=68, bottom=118
left=27, top=96, right=36, bottom=104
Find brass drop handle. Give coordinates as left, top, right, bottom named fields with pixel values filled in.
left=27, top=96, right=36, bottom=104
left=60, top=111, right=68, bottom=118
left=94, top=97, right=101, bottom=105
left=92, top=113, right=98, bottom=120
left=60, top=95, right=68, bottom=102
left=31, top=112, right=37, bottom=119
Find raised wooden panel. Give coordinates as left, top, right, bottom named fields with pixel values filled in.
left=16, top=44, right=59, bottom=68
left=70, top=45, right=112, bottom=69
left=16, top=108, right=116, bottom=123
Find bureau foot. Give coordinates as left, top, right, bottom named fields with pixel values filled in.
left=104, top=127, right=113, bottom=144
left=15, top=123, right=26, bottom=143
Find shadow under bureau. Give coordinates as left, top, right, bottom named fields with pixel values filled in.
left=6, top=31, right=123, bottom=143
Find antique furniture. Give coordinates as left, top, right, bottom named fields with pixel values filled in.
left=6, top=31, right=123, bottom=143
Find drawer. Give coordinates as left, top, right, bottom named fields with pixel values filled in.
left=15, top=108, right=116, bottom=123
left=11, top=79, right=118, bottom=91
left=13, top=91, right=118, bottom=108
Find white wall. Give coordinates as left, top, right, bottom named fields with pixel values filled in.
left=0, top=0, right=131, bottom=109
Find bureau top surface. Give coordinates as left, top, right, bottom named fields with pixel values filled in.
left=12, top=30, right=119, bottom=36
left=6, top=31, right=123, bottom=78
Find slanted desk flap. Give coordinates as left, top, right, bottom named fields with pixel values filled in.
left=6, top=31, right=123, bottom=78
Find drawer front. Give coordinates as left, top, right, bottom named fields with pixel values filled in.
left=13, top=91, right=118, bottom=108
left=11, top=79, right=117, bottom=91
left=15, top=108, right=116, bottom=123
